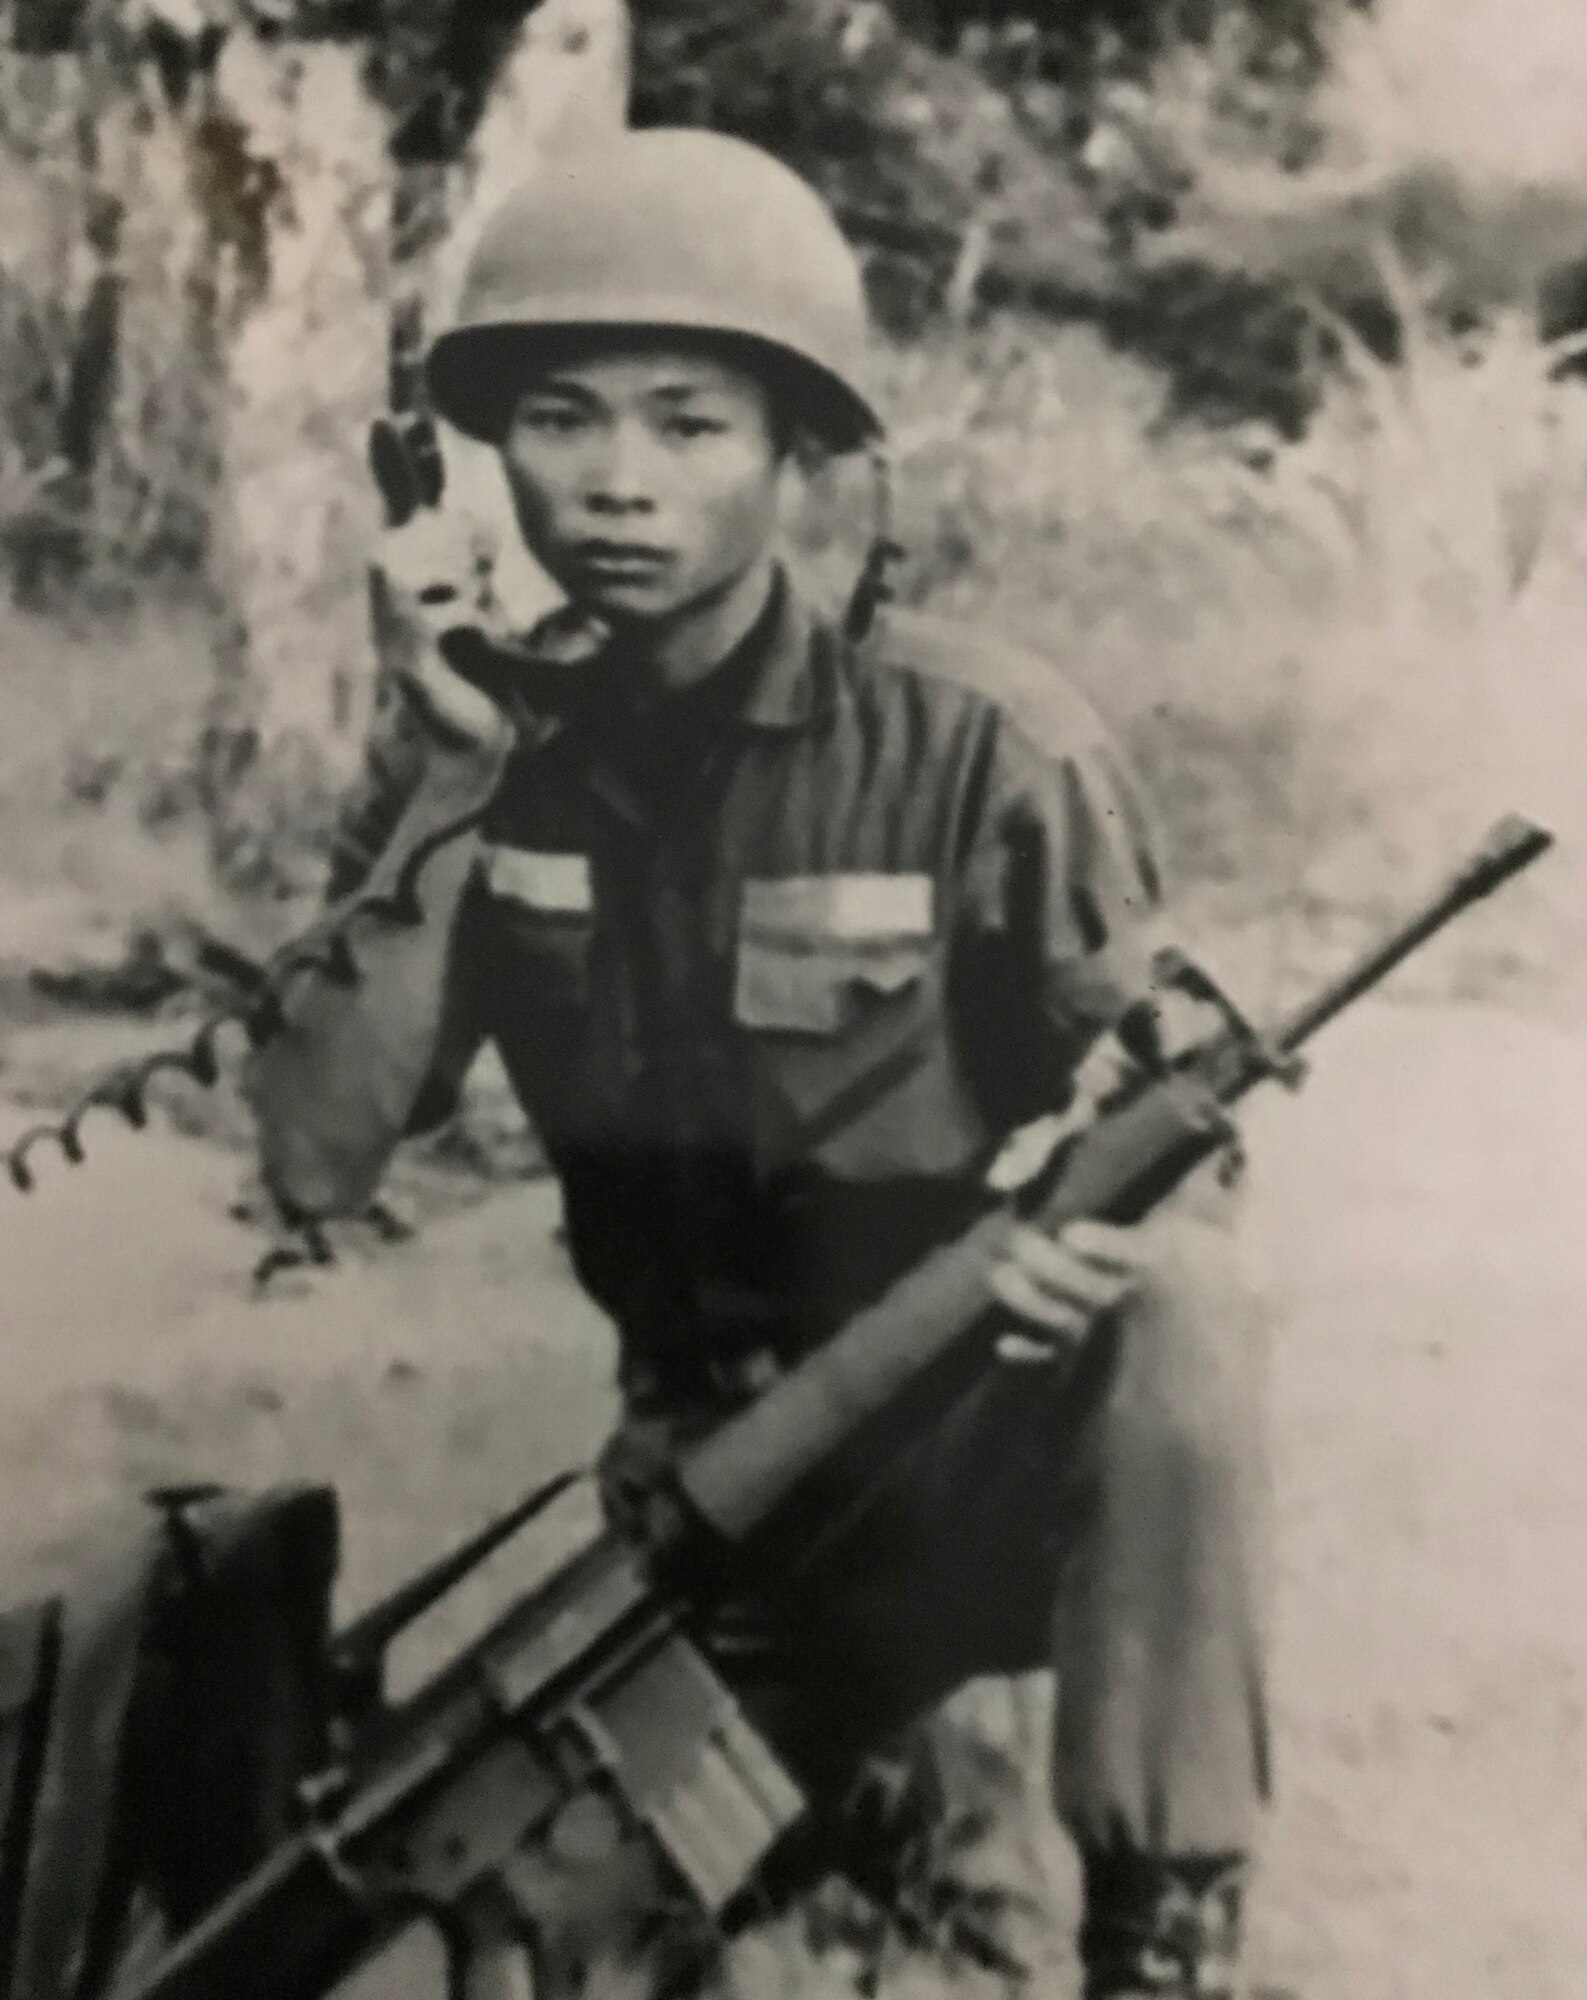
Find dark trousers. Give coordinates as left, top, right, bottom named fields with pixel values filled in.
left=605, top=1168, right=1273, bottom=1865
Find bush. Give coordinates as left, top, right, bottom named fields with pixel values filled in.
left=627, top=0, right=1353, bottom=381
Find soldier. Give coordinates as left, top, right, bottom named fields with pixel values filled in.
left=248, top=129, right=1273, bottom=2000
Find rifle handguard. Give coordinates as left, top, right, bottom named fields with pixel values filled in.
left=672, top=1074, right=1233, bottom=1552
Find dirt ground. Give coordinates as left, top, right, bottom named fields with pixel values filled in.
left=3, top=993, right=1585, bottom=1999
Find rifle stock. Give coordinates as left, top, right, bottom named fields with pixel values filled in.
left=122, top=815, right=1551, bottom=2000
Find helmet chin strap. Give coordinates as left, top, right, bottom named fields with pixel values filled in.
left=843, top=446, right=905, bottom=643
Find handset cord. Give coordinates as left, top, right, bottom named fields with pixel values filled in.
left=5, top=807, right=485, bottom=1220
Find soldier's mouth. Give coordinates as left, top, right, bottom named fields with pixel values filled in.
left=571, top=540, right=674, bottom=581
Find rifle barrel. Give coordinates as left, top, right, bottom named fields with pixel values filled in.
left=1272, top=815, right=1553, bottom=1059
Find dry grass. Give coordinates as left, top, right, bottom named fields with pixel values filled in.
left=859, top=288, right=1587, bottom=1012
left=0, top=595, right=218, bottom=946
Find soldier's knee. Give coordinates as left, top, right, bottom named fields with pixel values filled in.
left=1110, top=1206, right=1270, bottom=1496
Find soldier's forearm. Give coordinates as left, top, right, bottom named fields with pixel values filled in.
left=247, top=736, right=508, bottom=1219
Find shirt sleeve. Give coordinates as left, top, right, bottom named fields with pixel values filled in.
left=327, top=679, right=494, bottom=1137
left=249, top=687, right=496, bottom=1226
left=325, top=676, right=439, bottom=901
left=951, top=702, right=1166, bottom=1131
left=399, top=873, right=491, bottom=1137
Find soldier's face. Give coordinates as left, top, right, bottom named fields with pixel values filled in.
left=499, top=340, right=787, bottom=626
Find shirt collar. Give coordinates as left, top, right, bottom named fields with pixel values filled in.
left=505, top=563, right=829, bottom=763
left=731, top=567, right=823, bottom=733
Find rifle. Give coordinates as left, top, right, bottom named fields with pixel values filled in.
left=120, top=816, right=1551, bottom=2000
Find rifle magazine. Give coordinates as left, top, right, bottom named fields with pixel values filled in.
left=567, top=1629, right=803, bottom=1915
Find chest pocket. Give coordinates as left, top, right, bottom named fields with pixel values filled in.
left=733, top=873, right=985, bottom=1179
left=483, top=844, right=595, bottom=1011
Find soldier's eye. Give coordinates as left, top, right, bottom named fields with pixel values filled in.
left=664, top=414, right=727, bottom=440
left=516, top=404, right=586, bottom=435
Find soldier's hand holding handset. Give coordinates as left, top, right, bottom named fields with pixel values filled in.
left=369, top=412, right=603, bottom=750
left=367, top=413, right=512, bottom=748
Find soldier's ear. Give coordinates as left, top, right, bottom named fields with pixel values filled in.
left=784, top=422, right=832, bottom=477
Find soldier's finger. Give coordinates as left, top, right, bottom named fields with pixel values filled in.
left=995, top=1327, right=1073, bottom=1366
left=396, top=652, right=510, bottom=750
left=1059, top=1217, right=1145, bottom=1273
left=1007, top=1224, right=1132, bottom=1312
left=988, top=1253, right=1091, bottom=1339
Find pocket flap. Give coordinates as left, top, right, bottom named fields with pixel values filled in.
left=736, top=874, right=935, bottom=1033
left=734, top=936, right=930, bottom=1034
left=740, top=873, right=933, bottom=946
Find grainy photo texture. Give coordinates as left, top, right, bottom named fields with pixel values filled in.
left=1, top=4, right=1583, bottom=1999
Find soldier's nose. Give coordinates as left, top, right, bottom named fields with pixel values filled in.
left=585, top=423, right=660, bottom=514
left=585, top=486, right=657, bottom=516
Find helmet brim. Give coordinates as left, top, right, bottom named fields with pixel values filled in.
left=424, top=321, right=881, bottom=456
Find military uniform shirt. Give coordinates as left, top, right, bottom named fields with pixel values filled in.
left=329, top=574, right=1163, bottom=1406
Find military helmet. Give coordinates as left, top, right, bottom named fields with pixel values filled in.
left=425, top=128, right=881, bottom=454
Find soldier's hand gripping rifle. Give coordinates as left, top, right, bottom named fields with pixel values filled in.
left=118, top=817, right=1551, bottom=2000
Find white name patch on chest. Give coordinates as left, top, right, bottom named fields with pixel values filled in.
left=485, top=846, right=594, bottom=914
left=740, top=872, right=934, bottom=943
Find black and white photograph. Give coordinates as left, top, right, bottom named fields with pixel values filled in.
left=2, top=3, right=1583, bottom=1996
